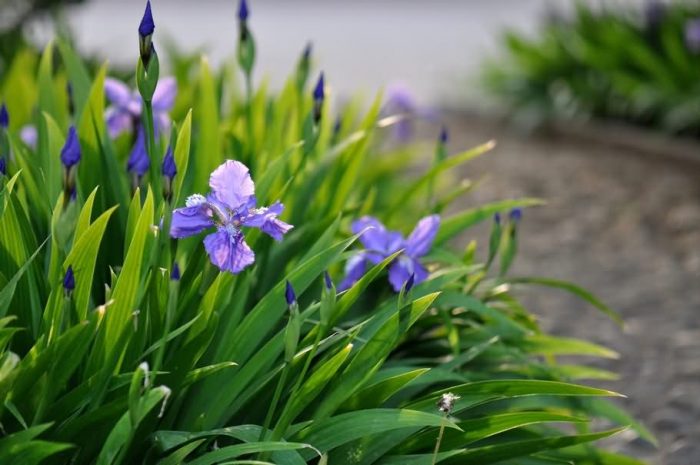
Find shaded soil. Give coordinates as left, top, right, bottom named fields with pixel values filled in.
left=446, top=113, right=700, bottom=465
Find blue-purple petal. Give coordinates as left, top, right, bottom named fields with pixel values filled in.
left=152, top=77, right=177, bottom=111
left=242, top=201, right=293, bottom=241
left=204, top=228, right=255, bottom=274
left=104, top=78, right=134, bottom=108
left=127, top=129, right=150, bottom=176
left=106, top=107, right=133, bottom=138
left=209, top=160, right=256, bottom=212
left=405, top=214, right=440, bottom=258
left=387, top=256, right=428, bottom=293
left=338, top=252, right=370, bottom=291
left=170, top=204, right=213, bottom=238
left=351, top=216, right=404, bottom=255
left=20, top=125, right=37, bottom=149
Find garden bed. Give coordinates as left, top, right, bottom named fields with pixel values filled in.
left=442, top=110, right=700, bottom=465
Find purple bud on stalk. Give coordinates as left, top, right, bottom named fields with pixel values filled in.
left=139, top=1, right=155, bottom=37
left=509, top=208, right=522, bottom=223
left=324, top=271, right=333, bottom=290
left=238, top=0, right=249, bottom=21
left=313, top=72, right=325, bottom=124
left=63, top=266, right=75, bottom=293
left=0, top=103, right=8, bottom=129
left=303, top=42, right=312, bottom=61
left=60, top=126, right=81, bottom=169
left=439, top=125, right=448, bottom=144
left=162, top=145, right=176, bottom=179
left=171, top=263, right=180, bottom=281
left=494, top=212, right=501, bottom=226
left=285, top=280, right=297, bottom=306
left=0, top=157, right=6, bottom=176
left=139, top=1, right=156, bottom=66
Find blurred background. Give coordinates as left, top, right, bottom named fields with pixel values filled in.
left=2, top=1, right=699, bottom=465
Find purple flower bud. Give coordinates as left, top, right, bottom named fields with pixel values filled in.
left=644, top=1, right=665, bottom=30
left=405, top=273, right=415, bottom=292
left=171, top=263, right=180, bottom=281
left=0, top=157, right=6, bottom=176
left=285, top=280, right=296, bottom=306
left=161, top=145, right=176, bottom=180
left=324, top=271, right=333, bottom=290
left=60, top=126, right=81, bottom=168
left=139, top=1, right=155, bottom=37
left=494, top=212, right=501, bottom=226
left=303, top=42, right=312, bottom=61
left=63, top=265, right=75, bottom=292
left=313, top=72, right=325, bottom=102
left=509, top=208, right=522, bottom=223
left=128, top=130, right=150, bottom=177
left=0, top=103, right=8, bottom=128
left=685, top=18, right=700, bottom=53
left=439, top=126, right=448, bottom=144
left=238, top=0, right=249, bottom=21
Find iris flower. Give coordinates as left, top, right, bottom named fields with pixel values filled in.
left=170, top=160, right=293, bottom=273
left=383, top=82, right=438, bottom=143
left=104, top=77, right=176, bottom=138
left=339, top=215, right=440, bottom=292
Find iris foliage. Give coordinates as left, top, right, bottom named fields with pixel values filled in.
left=0, top=1, right=653, bottom=463
left=484, top=1, right=700, bottom=137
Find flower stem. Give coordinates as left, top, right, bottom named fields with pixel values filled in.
left=431, top=414, right=448, bottom=465
left=143, top=100, right=161, bottom=201
left=259, top=362, right=290, bottom=443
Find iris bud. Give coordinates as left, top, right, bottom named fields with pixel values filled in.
left=312, top=72, right=325, bottom=124
left=139, top=1, right=156, bottom=66
left=63, top=265, right=75, bottom=295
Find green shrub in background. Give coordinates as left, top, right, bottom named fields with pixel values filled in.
left=484, top=1, right=700, bottom=137
left=0, top=0, right=654, bottom=463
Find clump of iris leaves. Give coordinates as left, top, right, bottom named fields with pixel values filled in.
left=0, top=1, right=654, bottom=464
left=483, top=1, right=700, bottom=137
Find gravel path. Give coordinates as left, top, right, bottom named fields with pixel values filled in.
left=445, top=113, right=700, bottom=465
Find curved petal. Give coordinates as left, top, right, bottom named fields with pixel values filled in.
left=351, top=216, right=404, bottom=255
left=154, top=111, right=171, bottom=137
left=405, top=215, right=440, bottom=258
left=338, top=252, right=369, bottom=291
left=170, top=204, right=213, bottom=238
left=152, top=77, right=177, bottom=111
left=20, top=125, right=37, bottom=149
left=387, top=256, right=428, bottom=292
left=209, top=160, right=256, bottom=212
left=242, top=201, right=293, bottom=241
left=204, top=228, right=255, bottom=274
left=106, top=107, right=133, bottom=138
left=104, top=78, right=133, bottom=108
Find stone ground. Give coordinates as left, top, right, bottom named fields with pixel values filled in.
left=443, top=113, right=700, bottom=465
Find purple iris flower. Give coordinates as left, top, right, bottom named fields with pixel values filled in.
left=20, top=125, right=37, bottom=149
left=685, top=18, right=700, bottom=53
left=339, top=215, right=440, bottom=292
left=383, top=82, right=438, bottom=143
left=104, top=76, right=176, bottom=138
left=170, top=160, right=293, bottom=274
left=127, top=129, right=150, bottom=177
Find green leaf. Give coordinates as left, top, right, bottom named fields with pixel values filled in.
left=500, top=277, right=623, bottom=326
left=435, top=199, right=544, bottom=246
left=296, top=409, right=460, bottom=453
